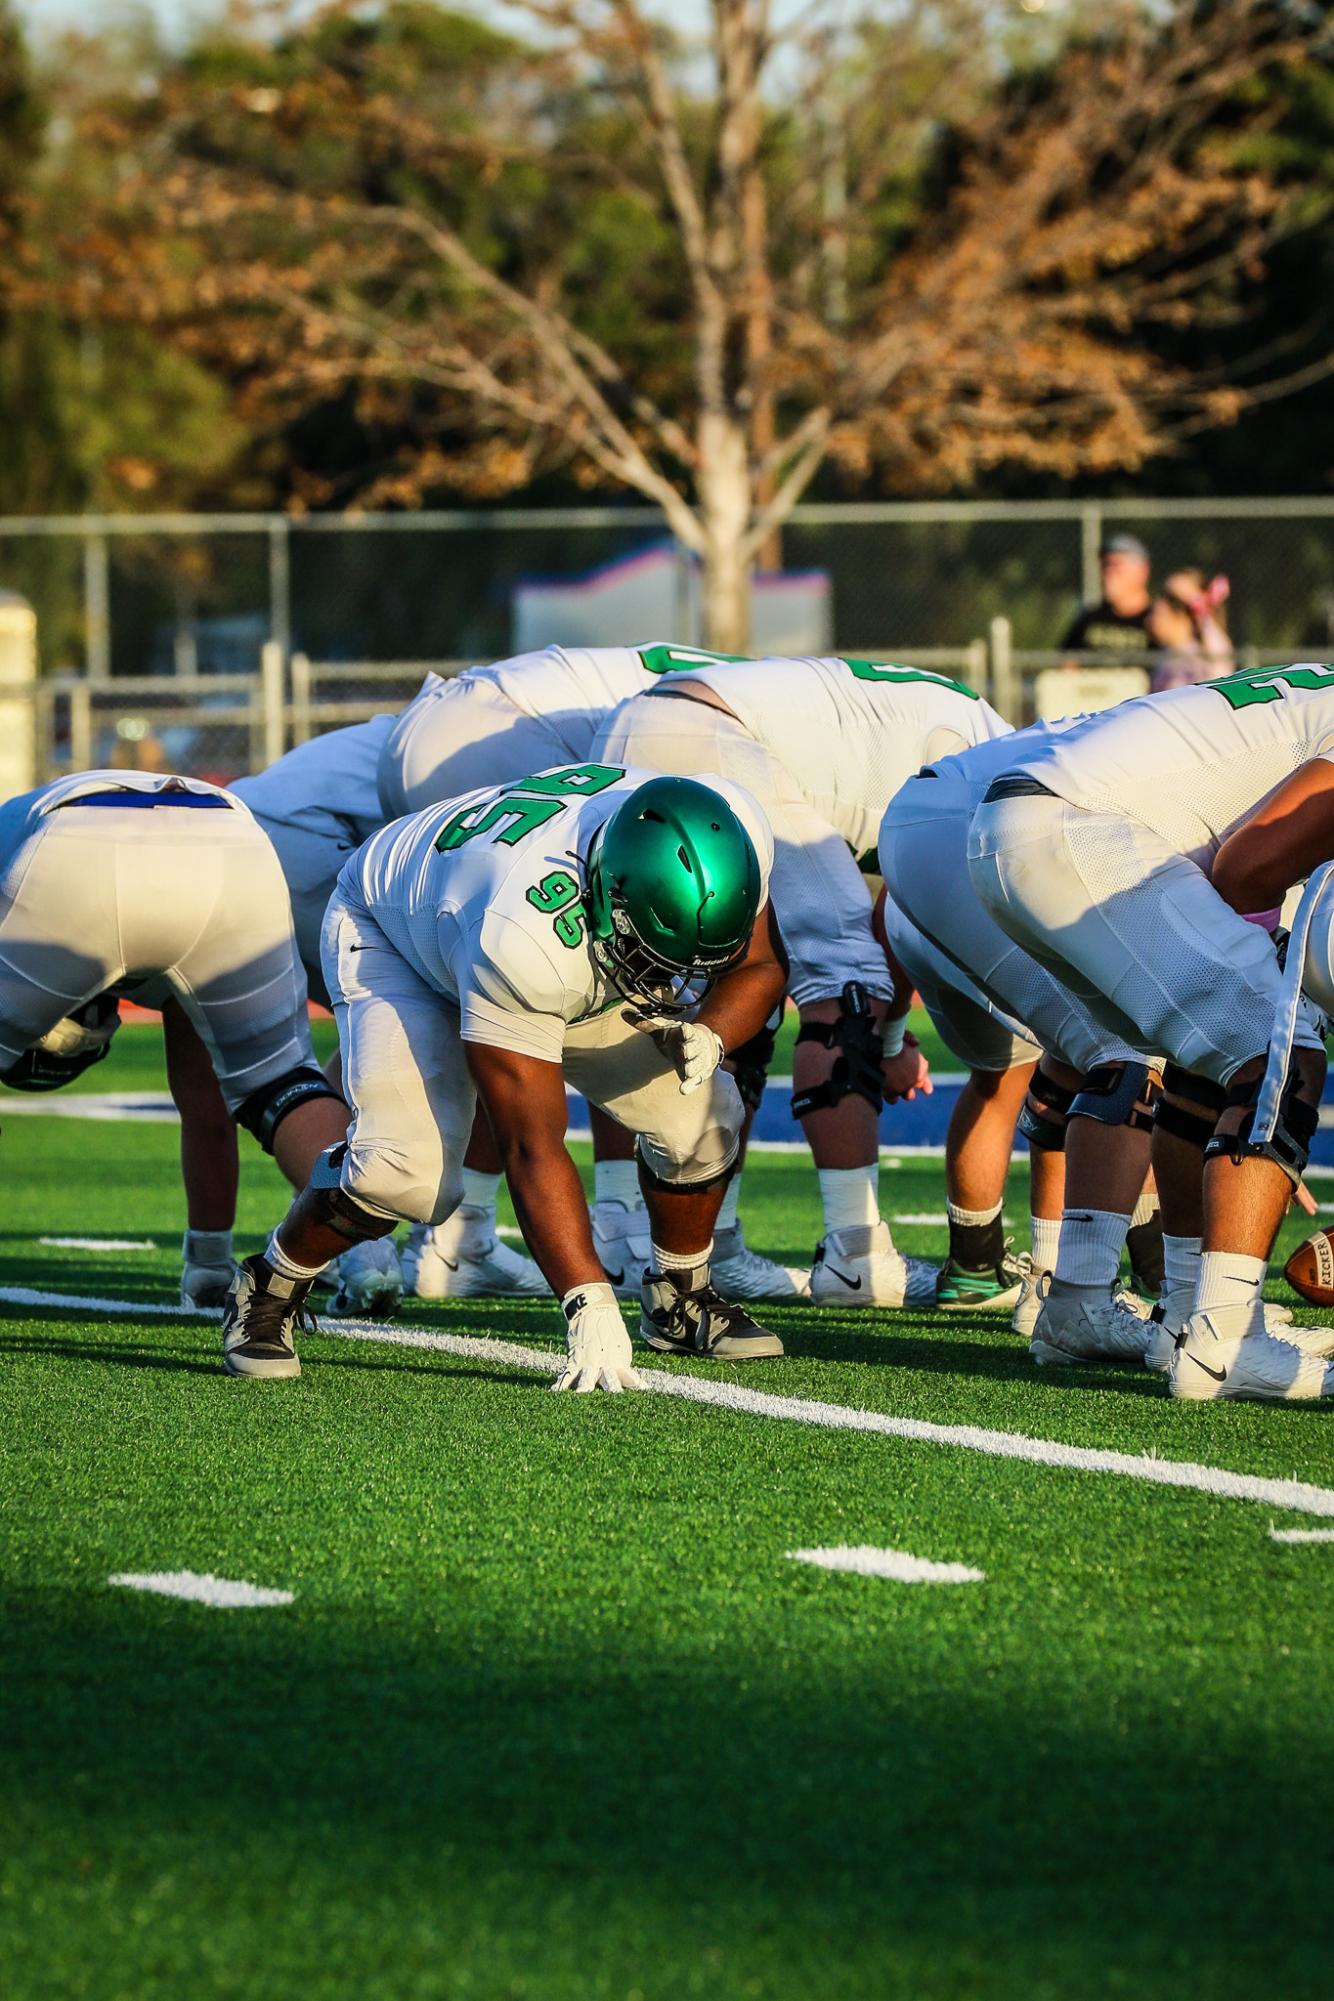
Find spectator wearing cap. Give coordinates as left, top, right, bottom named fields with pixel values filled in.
left=1060, top=534, right=1153, bottom=664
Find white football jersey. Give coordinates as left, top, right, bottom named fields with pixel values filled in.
left=681, top=653, right=1010, bottom=856
left=230, top=714, right=395, bottom=846
left=467, top=645, right=699, bottom=758
left=1010, top=664, right=1334, bottom=864
left=344, top=761, right=774, bottom=1063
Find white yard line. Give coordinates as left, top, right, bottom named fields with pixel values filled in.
left=108, top=1570, right=293, bottom=1608
left=6, top=1281, right=1334, bottom=1520
left=1268, top=1526, right=1334, bottom=1544
left=40, top=1236, right=156, bottom=1252
left=788, top=1546, right=984, bottom=1583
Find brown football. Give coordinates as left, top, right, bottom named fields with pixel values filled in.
left=1284, top=1229, right=1334, bottom=1307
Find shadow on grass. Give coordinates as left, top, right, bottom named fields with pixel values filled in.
left=2, top=1592, right=1331, bottom=1998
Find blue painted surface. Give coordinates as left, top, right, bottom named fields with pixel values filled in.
left=570, top=1076, right=1334, bottom=1164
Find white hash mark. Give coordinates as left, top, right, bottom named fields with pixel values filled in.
left=41, top=1236, right=156, bottom=1252
left=7, top=1283, right=1334, bottom=1520
left=1268, top=1526, right=1334, bottom=1544
left=108, top=1570, right=294, bottom=1608
left=788, top=1545, right=984, bottom=1584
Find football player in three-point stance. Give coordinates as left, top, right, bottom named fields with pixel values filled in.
left=969, top=661, right=1334, bottom=1401
left=595, top=650, right=1010, bottom=1307
left=379, top=644, right=802, bottom=1303
left=222, top=764, right=789, bottom=1386
left=0, top=770, right=350, bottom=1310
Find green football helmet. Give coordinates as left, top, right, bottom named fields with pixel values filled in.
left=585, top=776, right=761, bottom=1012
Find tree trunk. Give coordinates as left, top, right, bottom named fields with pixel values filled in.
left=697, top=413, right=753, bottom=652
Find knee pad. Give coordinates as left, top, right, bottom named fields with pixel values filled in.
left=1154, top=1066, right=1226, bottom=1150
left=1069, top=1060, right=1158, bottom=1133
left=635, top=1137, right=738, bottom=1199
left=729, top=1014, right=778, bottom=1115
left=1018, top=1066, right=1075, bottom=1153
left=308, top=1143, right=400, bottom=1242
left=790, top=982, right=884, bottom=1120
left=236, top=1065, right=345, bottom=1156
left=1204, top=1064, right=1318, bottom=1187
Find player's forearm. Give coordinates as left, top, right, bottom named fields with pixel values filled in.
left=502, top=1142, right=608, bottom=1296
left=1211, top=837, right=1299, bottom=918
left=696, top=960, right=786, bottom=1056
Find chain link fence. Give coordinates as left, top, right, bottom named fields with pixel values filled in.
left=0, top=496, right=1330, bottom=786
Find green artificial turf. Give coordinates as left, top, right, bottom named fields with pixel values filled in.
left=2, top=1028, right=1334, bottom=2000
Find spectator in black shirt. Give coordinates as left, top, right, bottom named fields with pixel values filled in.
left=1060, top=534, right=1153, bottom=663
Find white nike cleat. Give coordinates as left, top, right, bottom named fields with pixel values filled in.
left=710, top=1221, right=810, bottom=1302
left=1012, top=1268, right=1149, bottom=1341
left=808, top=1222, right=939, bottom=1309
left=1169, top=1301, right=1334, bottom=1402
left=318, top=1237, right=404, bottom=1318
left=1011, top=1264, right=1054, bottom=1340
left=590, top=1200, right=652, bottom=1300
left=402, top=1208, right=547, bottom=1300
left=1145, top=1293, right=1297, bottom=1373
left=1030, top=1277, right=1153, bottom=1367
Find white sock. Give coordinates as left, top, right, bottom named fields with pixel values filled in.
left=652, top=1239, right=711, bottom=1277
left=1031, top=1215, right=1061, bottom=1275
left=594, top=1158, right=642, bottom=1211
left=1162, top=1233, right=1203, bottom=1319
left=267, top=1229, right=329, bottom=1283
left=1054, top=1208, right=1130, bottom=1290
left=460, top=1167, right=500, bottom=1216
left=818, top=1164, right=880, bottom=1235
left=1130, top=1188, right=1160, bottom=1229
left=947, top=1199, right=1002, bottom=1228
left=716, top=1176, right=742, bottom=1233
left=1195, top=1250, right=1266, bottom=1318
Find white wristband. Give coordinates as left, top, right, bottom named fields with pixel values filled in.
left=561, top=1279, right=619, bottom=1320
left=881, top=1017, right=907, bottom=1059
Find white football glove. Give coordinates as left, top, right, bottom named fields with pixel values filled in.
left=553, top=1281, right=642, bottom=1394
left=629, top=1011, right=725, bottom=1095
left=180, top=1229, right=237, bottom=1310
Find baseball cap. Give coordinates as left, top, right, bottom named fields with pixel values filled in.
left=1100, top=533, right=1150, bottom=561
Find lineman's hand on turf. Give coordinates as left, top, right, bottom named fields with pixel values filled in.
left=181, top=1229, right=238, bottom=1310
left=553, top=1281, right=642, bottom=1393
left=627, top=1011, right=724, bottom=1095
left=882, top=1032, right=932, bottom=1104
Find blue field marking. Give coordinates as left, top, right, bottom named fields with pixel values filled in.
left=571, top=1075, right=1334, bottom=1166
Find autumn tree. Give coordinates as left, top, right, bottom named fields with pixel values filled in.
left=55, top=0, right=1328, bottom=648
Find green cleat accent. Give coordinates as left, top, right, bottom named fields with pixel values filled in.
left=935, top=1252, right=1028, bottom=1313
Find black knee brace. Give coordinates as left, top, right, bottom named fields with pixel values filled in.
left=790, top=983, right=884, bottom=1120
left=307, top=1143, right=397, bottom=1242
left=729, top=1015, right=778, bottom=1115
left=1069, top=1060, right=1159, bottom=1132
left=1018, top=1066, right=1075, bottom=1153
left=1154, top=1065, right=1226, bottom=1150
left=237, top=1065, right=345, bottom=1156
left=1204, top=1065, right=1319, bottom=1188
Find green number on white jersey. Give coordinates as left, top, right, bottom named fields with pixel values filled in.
left=434, top=763, right=626, bottom=852
left=525, top=868, right=586, bottom=949
left=637, top=645, right=752, bottom=675
left=1207, top=663, right=1334, bottom=710
left=841, top=659, right=979, bottom=699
